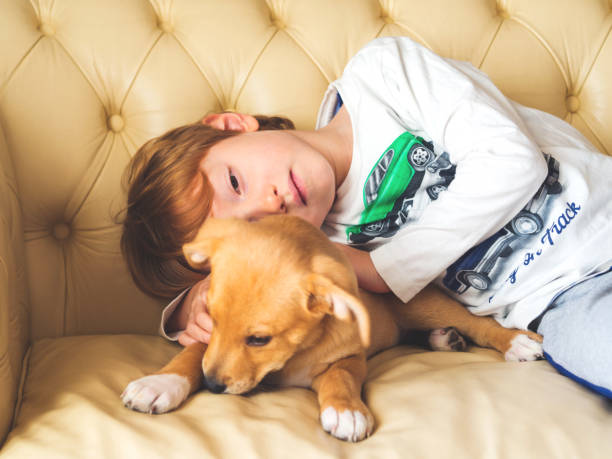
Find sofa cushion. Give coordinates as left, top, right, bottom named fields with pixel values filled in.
left=1, top=335, right=610, bottom=458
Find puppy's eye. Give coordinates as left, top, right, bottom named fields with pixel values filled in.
left=246, top=335, right=272, bottom=347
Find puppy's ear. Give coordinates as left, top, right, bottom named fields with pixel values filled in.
left=305, top=274, right=371, bottom=348
left=182, top=218, right=246, bottom=270
left=182, top=238, right=218, bottom=271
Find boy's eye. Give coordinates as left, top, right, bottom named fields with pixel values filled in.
left=229, top=171, right=240, bottom=193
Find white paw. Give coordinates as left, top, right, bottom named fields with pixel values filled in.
left=320, top=406, right=373, bottom=442
left=504, top=334, right=544, bottom=362
left=121, top=374, right=190, bottom=414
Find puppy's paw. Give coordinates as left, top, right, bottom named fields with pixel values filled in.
left=320, top=402, right=374, bottom=442
left=428, top=327, right=467, bottom=352
left=121, top=374, right=190, bottom=414
left=504, top=333, right=544, bottom=362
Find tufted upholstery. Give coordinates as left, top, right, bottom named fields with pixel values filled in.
left=3, top=0, right=612, bottom=340
left=1, top=0, right=611, bottom=455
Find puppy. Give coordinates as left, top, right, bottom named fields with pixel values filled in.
left=122, top=215, right=542, bottom=442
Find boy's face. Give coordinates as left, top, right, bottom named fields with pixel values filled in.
left=198, top=130, right=336, bottom=228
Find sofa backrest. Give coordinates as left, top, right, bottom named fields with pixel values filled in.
left=0, top=0, right=611, bottom=341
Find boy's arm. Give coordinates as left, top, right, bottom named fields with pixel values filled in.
left=160, top=289, right=189, bottom=341
left=160, top=277, right=213, bottom=345
left=335, top=243, right=389, bottom=293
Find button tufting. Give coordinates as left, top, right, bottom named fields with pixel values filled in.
left=53, top=223, right=70, bottom=241
left=381, top=14, right=394, bottom=24
left=566, top=95, right=580, bottom=113
left=158, top=20, right=173, bottom=33
left=272, top=17, right=286, bottom=29
left=108, top=114, right=125, bottom=132
left=38, top=22, right=55, bottom=36
left=496, top=5, right=510, bottom=19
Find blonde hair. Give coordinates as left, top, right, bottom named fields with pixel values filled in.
left=121, top=115, right=295, bottom=299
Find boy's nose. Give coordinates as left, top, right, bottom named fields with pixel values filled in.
left=249, top=185, right=286, bottom=219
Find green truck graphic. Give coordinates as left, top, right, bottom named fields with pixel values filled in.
left=346, top=132, right=454, bottom=244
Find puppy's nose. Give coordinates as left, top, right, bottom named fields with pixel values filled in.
left=205, top=376, right=226, bottom=394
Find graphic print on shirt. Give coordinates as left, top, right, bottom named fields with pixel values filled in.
left=442, top=153, right=563, bottom=295
left=346, top=132, right=456, bottom=244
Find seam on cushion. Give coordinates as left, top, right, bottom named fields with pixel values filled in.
left=74, top=224, right=120, bottom=234
left=120, top=127, right=138, bottom=163
left=67, top=133, right=116, bottom=223
left=11, top=344, right=31, bottom=430
left=118, top=29, right=165, bottom=111
left=281, top=28, right=332, bottom=84
left=61, top=240, right=69, bottom=335
left=3, top=179, right=18, bottom=203
left=171, top=34, right=223, bottom=109
left=50, top=37, right=105, bottom=111
left=575, top=17, right=612, bottom=95
left=23, top=230, right=52, bottom=243
left=0, top=250, right=5, bottom=282
left=477, top=17, right=504, bottom=69
left=509, top=16, right=570, bottom=89
left=0, top=33, right=41, bottom=97
left=374, top=21, right=387, bottom=39
left=574, top=111, right=609, bottom=155
left=233, top=28, right=280, bottom=107
left=382, top=20, right=434, bottom=52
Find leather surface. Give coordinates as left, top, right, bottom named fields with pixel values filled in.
left=2, top=335, right=611, bottom=458
left=0, top=122, right=29, bottom=445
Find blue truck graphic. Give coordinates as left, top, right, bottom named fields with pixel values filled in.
left=442, top=153, right=561, bottom=294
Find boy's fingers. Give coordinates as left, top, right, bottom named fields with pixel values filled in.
left=195, top=311, right=213, bottom=333
left=185, top=322, right=211, bottom=344
left=178, top=332, right=197, bottom=347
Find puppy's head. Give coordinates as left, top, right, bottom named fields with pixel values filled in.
left=182, top=215, right=370, bottom=395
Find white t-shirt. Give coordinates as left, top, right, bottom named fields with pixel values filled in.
left=316, top=37, right=612, bottom=330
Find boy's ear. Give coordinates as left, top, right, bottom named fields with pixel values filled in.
left=305, top=273, right=371, bottom=348
left=202, top=112, right=259, bottom=132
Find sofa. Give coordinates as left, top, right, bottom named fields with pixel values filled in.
left=1, top=0, right=611, bottom=457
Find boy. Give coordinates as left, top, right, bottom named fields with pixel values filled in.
left=122, top=37, right=612, bottom=396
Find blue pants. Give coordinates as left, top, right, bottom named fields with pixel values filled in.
left=536, top=268, right=612, bottom=398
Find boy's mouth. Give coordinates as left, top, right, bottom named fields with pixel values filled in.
left=289, top=171, right=307, bottom=206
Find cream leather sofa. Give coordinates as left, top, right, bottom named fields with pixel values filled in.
left=1, top=0, right=611, bottom=457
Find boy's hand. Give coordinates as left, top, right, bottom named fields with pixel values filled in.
left=167, top=277, right=213, bottom=346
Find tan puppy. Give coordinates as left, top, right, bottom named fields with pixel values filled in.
left=122, top=215, right=542, bottom=442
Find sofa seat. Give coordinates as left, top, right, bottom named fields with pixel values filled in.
left=1, top=336, right=609, bottom=458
